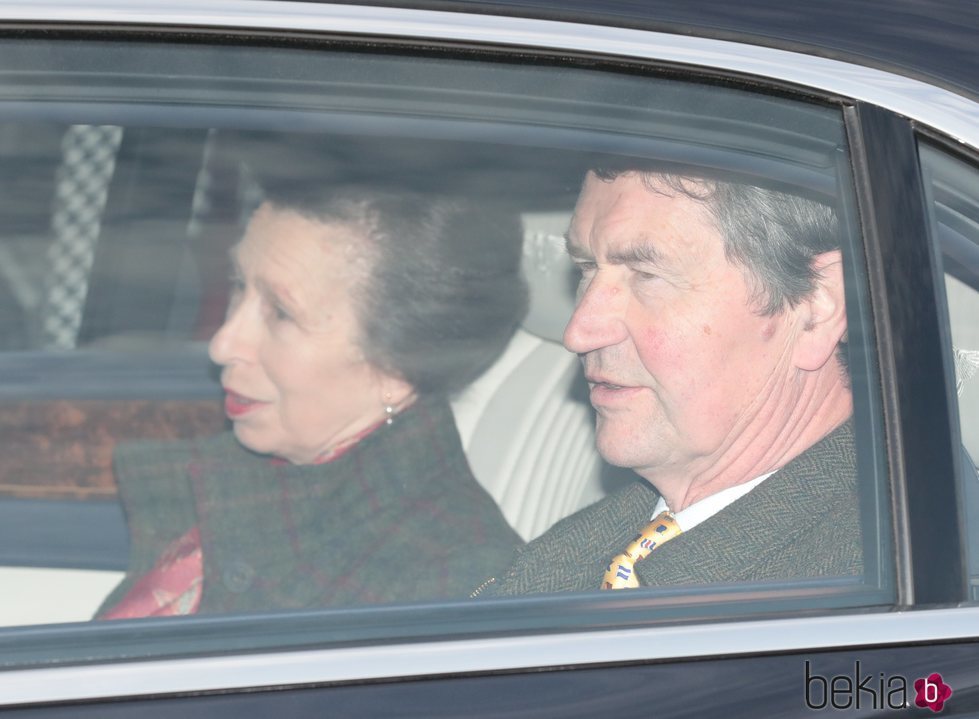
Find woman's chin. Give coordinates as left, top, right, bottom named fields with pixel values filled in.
left=231, top=424, right=275, bottom=457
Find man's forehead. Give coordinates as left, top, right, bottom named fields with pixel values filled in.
left=567, top=172, right=714, bottom=258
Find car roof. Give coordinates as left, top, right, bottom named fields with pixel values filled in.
left=310, top=0, right=979, bottom=103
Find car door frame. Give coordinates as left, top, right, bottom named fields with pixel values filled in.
left=0, top=0, right=977, bottom=711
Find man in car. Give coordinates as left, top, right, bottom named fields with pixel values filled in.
left=486, top=164, right=859, bottom=595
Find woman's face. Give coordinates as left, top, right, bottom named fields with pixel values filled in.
left=208, top=203, right=411, bottom=464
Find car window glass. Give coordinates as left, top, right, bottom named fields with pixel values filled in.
left=918, top=142, right=979, bottom=599
left=0, top=37, right=888, bottom=662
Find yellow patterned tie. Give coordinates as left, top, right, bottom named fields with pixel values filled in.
left=602, top=511, right=682, bottom=589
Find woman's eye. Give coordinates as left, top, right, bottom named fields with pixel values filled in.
left=266, top=296, right=295, bottom=324
left=228, top=273, right=245, bottom=295
left=272, top=303, right=292, bottom=322
left=226, top=275, right=246, bottom=310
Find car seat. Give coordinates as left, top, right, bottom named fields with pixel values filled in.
left=451, top=216, right=628, bottom=541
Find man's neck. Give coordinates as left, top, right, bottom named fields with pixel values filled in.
left=644, top=370, right=853, bottom=512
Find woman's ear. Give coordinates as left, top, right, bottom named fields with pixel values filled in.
left=792, top=250, right=848, bottom=372
left=378, top=372, right=416, bottom=411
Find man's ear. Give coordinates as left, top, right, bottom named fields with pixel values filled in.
left=792, top=250, right=848, bottom=371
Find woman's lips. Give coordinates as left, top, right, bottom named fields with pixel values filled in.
left=224, top=390, right=266, bottom=418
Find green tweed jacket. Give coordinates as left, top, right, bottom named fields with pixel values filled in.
left=489, top=421, right=861, bottom=596
left=97, top=398, right=522, bottom=615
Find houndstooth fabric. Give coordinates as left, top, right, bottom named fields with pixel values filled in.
left=42, top=124, right=124, bottom=349
left=489, top=421, right=861, bottom=595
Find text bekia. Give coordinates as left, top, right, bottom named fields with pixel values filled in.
left=805, top=661, right=906, bottom=711
left=804, top=662, right=952, bottom=712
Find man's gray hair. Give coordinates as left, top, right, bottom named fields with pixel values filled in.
left=593, top=168, right=841, bottom=316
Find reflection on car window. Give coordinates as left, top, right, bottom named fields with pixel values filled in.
left=0, top=39, right=888, bottom=643
left=919, top=142, right=979, bottom=600
left=98, top=173, right=528, bottom=618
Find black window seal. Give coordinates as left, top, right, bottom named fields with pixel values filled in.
left=844, top=102, right=967, bottom=605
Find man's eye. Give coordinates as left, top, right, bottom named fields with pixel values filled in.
left=573, top=261, right=597, bottom=276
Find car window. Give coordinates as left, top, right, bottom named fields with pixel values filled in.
left=0, top=36, right=889, bottom=660
left=918, top=142, right=979, bottom=599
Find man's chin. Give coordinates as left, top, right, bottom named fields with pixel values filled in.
left=594, top=419, right=669, bottom=471
left=594, top=431, right=640, bottom=469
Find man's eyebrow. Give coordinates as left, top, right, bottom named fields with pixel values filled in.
left=606, top=240, right=663, bottom=267
left=563, top=233, right=591, bottom=260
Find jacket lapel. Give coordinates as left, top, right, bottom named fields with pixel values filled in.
left=636, top=421, right=857, bottom=586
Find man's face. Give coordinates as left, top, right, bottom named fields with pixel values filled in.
left=564, top=172, right=804, bottom=481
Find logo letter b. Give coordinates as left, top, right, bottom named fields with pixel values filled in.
left=805, top=661, right=828, bottom=709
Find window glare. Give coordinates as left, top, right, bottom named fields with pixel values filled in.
left=919, top=142, right=979, bottom=601
left=0, top=38, right=887, bottom=659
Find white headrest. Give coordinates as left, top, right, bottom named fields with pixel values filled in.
left=520, top=212, right=576, bottom=342
left=451, top=211, right=624, bottom=541
left=451, top=329, right=607, bottom=541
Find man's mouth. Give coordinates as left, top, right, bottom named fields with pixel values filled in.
left=585, top=372, right=628, bottom=389
left=587, top=377, right=642, bottom=405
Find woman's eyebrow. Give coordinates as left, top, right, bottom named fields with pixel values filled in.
left=257, top=277, right=300, bottom=311
left=227, top=249, right=254, bottom=284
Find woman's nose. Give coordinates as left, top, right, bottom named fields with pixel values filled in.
left=208, top=299, right=252, bottom=366
left=563, top=276, right=627, bottom=355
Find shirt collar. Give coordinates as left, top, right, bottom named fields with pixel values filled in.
left=653, top=470, right=776, bottom=532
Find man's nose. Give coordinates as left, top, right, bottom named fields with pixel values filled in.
left=563, top=275, right=627, bottom=354
left=208, top=298, right=253, bottom=367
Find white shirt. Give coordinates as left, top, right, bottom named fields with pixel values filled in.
left=652, top=471, right=776, bottom=532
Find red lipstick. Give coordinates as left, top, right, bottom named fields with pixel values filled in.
left=224, top=390, right=265, bottom=418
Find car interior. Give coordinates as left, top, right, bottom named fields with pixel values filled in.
left=0, top=123, right=630, bottom=625
left=0, top=40, right=976, bottom=627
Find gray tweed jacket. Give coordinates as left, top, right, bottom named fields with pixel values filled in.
left=489, top=421, right=861, bottom=596
left=98, top=398, right=522, bottom=615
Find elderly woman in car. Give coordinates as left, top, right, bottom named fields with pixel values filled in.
left=98, top=180, right=526, bottom=618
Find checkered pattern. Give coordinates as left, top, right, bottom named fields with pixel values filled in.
left=42, top=125, right=124, bottom=349
left=185, top=133, right=263, bottom=242
left=185, top=129, right=217, bottom=241
left=236, top=161, right=265, bottom=226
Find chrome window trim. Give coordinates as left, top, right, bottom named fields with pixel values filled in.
left=2, top=606, right=978, bottom=705
left=1, top=0, right=975, bottom=707
left=0, top=1, right=976, bottom=151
